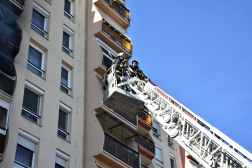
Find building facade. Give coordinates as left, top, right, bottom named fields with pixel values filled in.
left=0, top=0, right=197, bottom=168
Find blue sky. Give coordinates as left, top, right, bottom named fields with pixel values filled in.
left=127, top=1, right=252, bottom=153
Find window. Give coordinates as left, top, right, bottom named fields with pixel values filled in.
left=14, top=130, right=39, bottom=168
left=55, top=150, right=69, bottom=168
left=153, top=120, right=160, bottom=139
left=27, top=43, right=45, bottom=77
left=0, top=98, right=10, bottom=135
left=62, top=26, right=74, bottom=55
left=58, top=102, right=71, bottom=140
left=170, top=157, right=176, bottom=168
left=31, top=3, right=49, bottom=37
left=64, top=0, right=73, bottom=20
left=96, top=38, right=117, bottom=69
left=22, top=81, right=44, bottom=124
left=155, top=144, right=163, bottom=167
left=60, top=65, right=71, bottom=94
left=168, top=135, right=173, bottom=148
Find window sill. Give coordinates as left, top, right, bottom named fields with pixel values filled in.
left=62, top=49, right=74, bottom=58
left=27, top=68, right=46, bottom=81
left=168, top=145, right=175, bottom=150
left=45, top=0, right=51, bottom=5
left=31, top=27, right=49, bottom=41
left=64, top=14, right=75, bottom=23
left=60, top=89, right=73, bottom=98
left=153, top=135, right=162, bottom=142
left=57, top=135, right=71, bottom=144
left=21, top=115, right=42, bottom=127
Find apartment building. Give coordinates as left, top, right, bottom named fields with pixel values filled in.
left=0, top=0, right=198, bottom=168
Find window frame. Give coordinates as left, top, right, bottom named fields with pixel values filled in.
left=169, top=153, right=176, bottom=168
left=96, top=38, right=118, bottom=68
left=60, top=65, right=71, bottom=94
left=0, top=98, right=10, bottom=135
left=64, top=0, right=74, bottom=20
left=27, top=43, right=45, bottom=77
left=32, top=2, right=50, bottom=37
left=168, top=135, right=173, bottom=148
left=62, top=26, right=74, bottom=56
left=153, top=119, right=160, bottom=139
left=22, top=81, right=44, bottom=124
left=14, top=130, right=39, bottom=168
left=58, top=102, right=71, bottom=140
left=155, top=144, right=163, bottom=167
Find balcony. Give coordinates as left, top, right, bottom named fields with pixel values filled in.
left=134, top=135, right=155, bottom=162
left=0, top=71, right=15, bottom=96
left=94, top=0, right=130, bottom=29
left=138, top=111, right=152, bottom=133
left=104, top=133, right=139, bottom=168
left=114, top=109, right=137, bottom=125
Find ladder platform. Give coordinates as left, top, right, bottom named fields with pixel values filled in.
left=103, top=87, right=145, bottom=115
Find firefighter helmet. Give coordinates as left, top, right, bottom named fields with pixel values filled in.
left=132, top=59, right=139, bottom=66
left=117, top=52, right=125, bottom=59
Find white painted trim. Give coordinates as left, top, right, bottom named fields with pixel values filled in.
left=25, top=81, right=44, bottom=96
left=155, top=143, right=162, bottom=149
left=63, top=25, right=74, bottom=36
left=33, top=2, right=50, bottom=17
left=0, top=98, right=10, bottom=132
left=56, top=150, right=69, bottom=161
left=169, top=153, right=175, bottom=158
left=0, top=92, right=12, bottom=102
left=59, top=102, right=71, bottom=113
left=96, top=38, right=118, bottom=57
left=29, top=43, right=45, bottom=76
left=18, top=130, right=39, bottom=144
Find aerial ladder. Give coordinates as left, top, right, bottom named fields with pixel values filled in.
left=101, top=64, right=252, bottom=168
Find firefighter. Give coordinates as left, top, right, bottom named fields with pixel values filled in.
left=112, top=52, right=125, bottom=66
left=129, top=59, right=145, bottom=80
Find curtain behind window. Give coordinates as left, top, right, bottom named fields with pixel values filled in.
left=15, top=145, right=33, bottom=167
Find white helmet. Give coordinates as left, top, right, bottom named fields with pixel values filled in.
left=117, top=52, right=125, bottom=59
left=132, top=59, right=139, bottom=66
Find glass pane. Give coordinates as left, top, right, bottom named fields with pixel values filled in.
left=61, top=85, right=69, bottom=94
left=28, top=46, right=42, bottom=68
left=104, top=0, right=110, bottom=4
left=102, top=22, right=112, bottom=35
left=0, top=106, right=7, bottom=129
left=58, top=109, right=67, bottom=131
left=121, top=7, right=130, bottom=20
left=129, top=152, right=139, bottom=168
left=122, top=38, right=131, bottom=51
left=63, top=32, right=70, bottom=47
left=22, top=88, right=39, bottom=114
left=102, top=55, right=112, bottom=68
left=170, top=158, right=175, bottom=168
left=61, top=68, right=68, bottom=86
left=64, top=0, right=71, bottom=13
left=113, top=30, right=121, bottom=43
left=15, top=145, right=33, bottom=167
left=58, top=130, right=66, bottom=139
left=104, top=136, right=116, bottom=155
left=55, top=163, right=64, bottom=168
left=100, top=46, right=110, bottom=56
left=32, top=10, right=44, bottom=29
left=112, top=1, right=120, bottom=13
left=117, top=145, right=128, bottom=163
left=126, top=113, right=136, bottom=125
left=22, top=109, right=37, bottom=122
left=0, top=72, right=15, bottom=95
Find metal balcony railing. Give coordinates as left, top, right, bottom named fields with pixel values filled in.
left=113, top=109, right=137, bottom=125
left=103, top=0, right=130, bottom=21
left=134, top=135, right=155, bottom=154
left=102, top=19, right=132, bottom=52
left=138, top=111, right=152, bottom=125
left=104, top=133, right=139, bottom=168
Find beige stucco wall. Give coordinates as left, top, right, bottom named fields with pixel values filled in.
left=0, top=0, right=85, bottom=167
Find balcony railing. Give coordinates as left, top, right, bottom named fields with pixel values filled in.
left=134, top=135, right=155, bottom=154
left=103, top=0, right=130, bottom=21
left=104, top=133, right=139, bottom=168
left=113, top=109, right=137, bottom=125
left=138, top=111, right=152, bottom=125
left=102, top=20, right=132, bottom=52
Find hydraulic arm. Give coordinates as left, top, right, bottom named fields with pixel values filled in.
left=102, top=65, right=252, bottom=168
